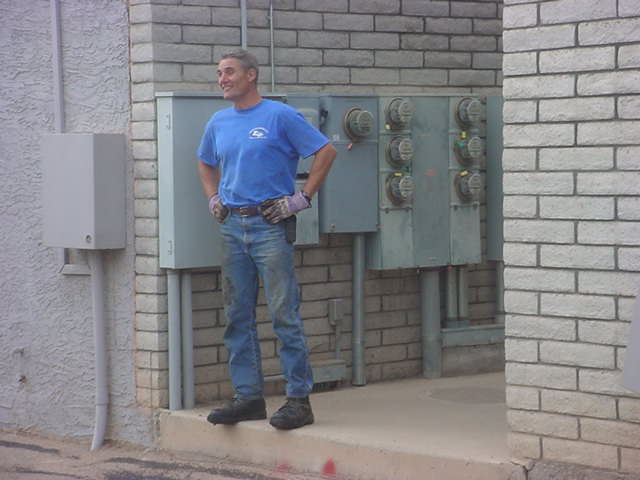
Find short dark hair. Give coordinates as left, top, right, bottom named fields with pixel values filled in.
left=220, top=49, right=259, bottom=83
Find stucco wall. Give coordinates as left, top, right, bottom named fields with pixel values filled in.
left=0, top=0, right=153, bottom=445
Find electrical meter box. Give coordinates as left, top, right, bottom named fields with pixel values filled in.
left=367, top=96, right=417, bottom=269
left=157, top=92, right=321, bottom=270
left=42, top=133, right=126, bottom=250
left=316, top=95, right=379, bottom=233
left=485, top=96, right=504, bottom=261
left=367, top=95, right=484, bottom=270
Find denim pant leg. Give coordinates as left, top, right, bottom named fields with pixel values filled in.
left=249, top=218, right=314, bottom=398
left=220, top=214, right=263, bottom=399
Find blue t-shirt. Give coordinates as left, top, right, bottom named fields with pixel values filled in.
left=197, top=99, right=329, bottom=207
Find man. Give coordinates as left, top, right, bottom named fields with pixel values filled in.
left=197, top=49, right=336, bottom=430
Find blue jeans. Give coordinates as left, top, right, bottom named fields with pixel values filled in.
left=219, top=212, right=313, bottom=399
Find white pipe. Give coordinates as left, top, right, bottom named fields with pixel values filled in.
left=240, top=0, right=247, bottom=49
left=88, top=250, right=108, bottom=450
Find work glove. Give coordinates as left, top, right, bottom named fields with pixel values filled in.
left=260, top=191, right=310, bottom=224
left=208, top=193, right=229, bottom=223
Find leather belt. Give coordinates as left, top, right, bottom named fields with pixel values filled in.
left=229, top=205, right=261, bottom=217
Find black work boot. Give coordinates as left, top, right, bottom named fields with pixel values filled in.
left=207, top=396, right=266, bottom=425
left=269, top=396, right=314, bottom=430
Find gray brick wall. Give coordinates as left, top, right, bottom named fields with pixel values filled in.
left=130, top=0, right=503, bottom=408
left=503, top=0, right=640, bottom=474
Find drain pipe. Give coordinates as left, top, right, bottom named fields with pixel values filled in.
left=446, top=266, right=458, bottom=327
left=52, top=0, right=109, bottom=450
left=181, top=272, right=195, bottom=409
left=269, top=0, right=276, bottom=92
left=167, top=269, right=182, bottom=410
left=88, top=251, right=108, bottom=450
left=352, top=234, right=366, bottom=386
left=240, top=0, right=247, bottom=49
left=457, top=266, right=470, bottom=327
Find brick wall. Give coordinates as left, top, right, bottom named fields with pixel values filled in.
left=130, top=0, right=503, bottom=408
left=502, top=0, right=640, bottom=473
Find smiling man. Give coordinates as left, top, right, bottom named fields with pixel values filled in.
left=197, top=49, right=337, bottom=430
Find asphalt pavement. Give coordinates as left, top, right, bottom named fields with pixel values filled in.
left=0, top=430, right=331, bottom=480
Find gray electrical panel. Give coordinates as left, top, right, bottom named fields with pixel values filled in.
left=42, top=133, right=126, bottom=250
left=485, top=96, right=504, bottom=261
left=446, top=96, right=483, bottom=265
left=157, top=92, right=321, bottom=270
left=367, top=95, right=484, bottom=270
left=316, top=95, right=379, bottom=234
left=367, top=96, right=416, bottom=269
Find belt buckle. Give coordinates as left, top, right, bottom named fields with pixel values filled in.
left=238, top=206, right=252, bottom=216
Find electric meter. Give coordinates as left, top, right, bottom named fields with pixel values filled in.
left=343, top=107, right=374, bottom=140
left=387, top=136, right=414, bottom=167
left=455, top=170, right=482, bottom=201
left=386, top=172, right=415, bottom=205
left=386, top=97, right=414, bottom=130
left=456, top=97, right=482, bottom=127
left=454, top=134, right=483, bottom=165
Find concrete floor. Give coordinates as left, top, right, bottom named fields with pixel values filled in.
left=159, top=372, right=520, bottom=480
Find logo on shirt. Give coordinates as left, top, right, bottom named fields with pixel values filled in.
left=248, top=127, right=269, bottom=139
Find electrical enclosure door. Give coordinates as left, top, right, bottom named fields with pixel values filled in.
left=411, top=96, right=452, bottom=268
left=157, top=93, right=229, bottom=269
left=157, top=92, right=320, bottom=270
left=447, top=97, right=482, bottom=266
left=317, top=95, right=379, bottom=233
left=485, top=96, right=504, bottom=262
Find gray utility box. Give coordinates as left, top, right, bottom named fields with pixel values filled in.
left=157, top=92, right=320, bottom=270
left=367, top=95, right=484, bottom=270
left=485, top=96, right=504, bottom=262
left=316, top=95, right=379, bottom=234
left=42, top=133, right=126, bottom=250
left=367, top=96, right=416, bottom=269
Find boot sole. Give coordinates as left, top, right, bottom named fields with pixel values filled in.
left=269, top=414, right=314, bottom=430
left=207, top=411, right=267, bottom=425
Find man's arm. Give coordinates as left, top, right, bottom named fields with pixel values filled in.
left=198, top=160, right=220, bottom=199
left=301, top=143, right=337, bottom=198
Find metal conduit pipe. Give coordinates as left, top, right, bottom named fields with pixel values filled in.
left=495, top=261, right=505, bottom=324
left=240, top=0, right=247, bottom=49
left=457, top=266, right=469, bottom=326
left=167, top=269, right=182, bottom=410
left=420, top=269, right=442, bottom=378
left=269, top=0, right=275, bottom=92
left=180, top=272, right=195, bottom=409
left=446, top=266, right=458, bottom=327
left=88, top=251, right=108, bottom=450
left=351, top=234, right=366, bottom=386
left=50, top=0, right=66, bottom=269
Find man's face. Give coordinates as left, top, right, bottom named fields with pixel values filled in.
left=216, top=57, right=256, bottom=102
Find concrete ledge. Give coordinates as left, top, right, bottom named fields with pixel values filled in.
left=159, top=373, right=519, bottom=480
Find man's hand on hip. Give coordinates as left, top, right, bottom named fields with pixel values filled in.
left=209, top=194, right=229, bottom=223
left=260, top=191, right=310, bottom=224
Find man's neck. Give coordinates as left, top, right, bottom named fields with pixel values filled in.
left=234, top=89, right=262, bottom=110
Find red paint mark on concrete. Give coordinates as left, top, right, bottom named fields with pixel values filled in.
left=276, top=463, right=290, bottom=472
left=322, top=459, right=337, bottom=476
